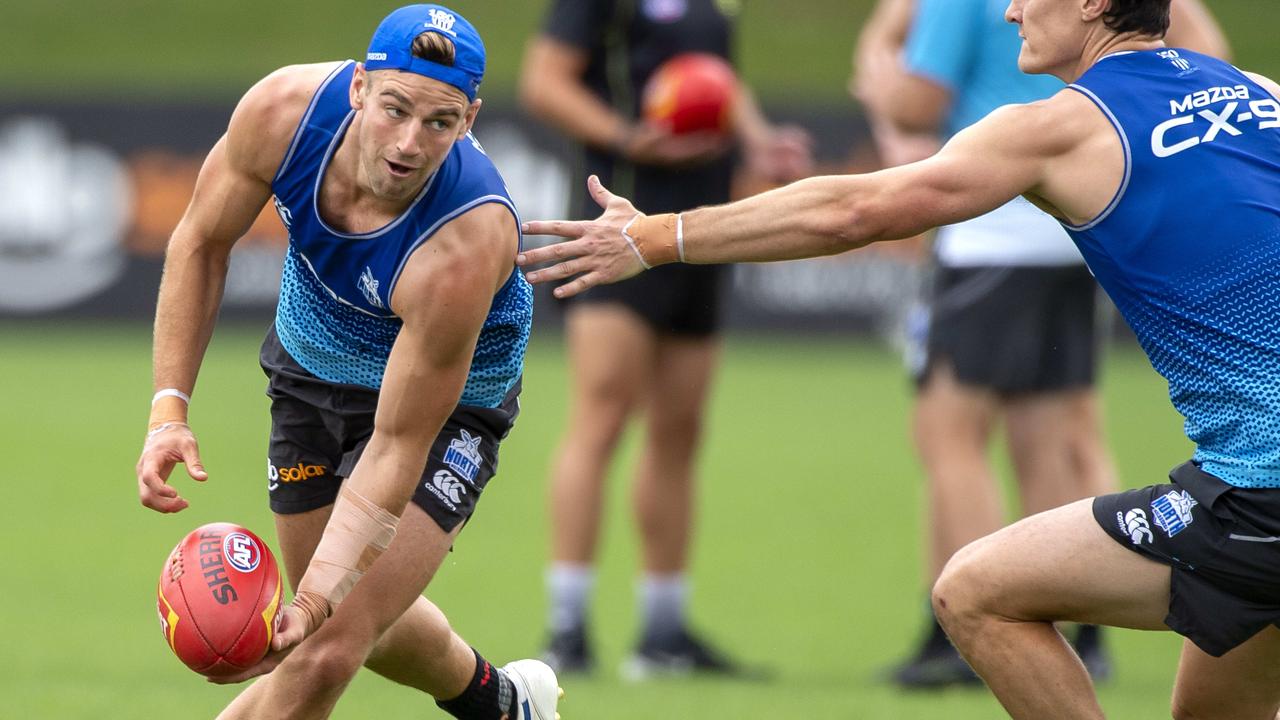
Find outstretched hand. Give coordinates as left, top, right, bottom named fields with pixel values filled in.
left=135, top=422, right=207, bottom=513
left=206, top=603, right=309, bottom=685
left=518, top=175, right=650, bottom=298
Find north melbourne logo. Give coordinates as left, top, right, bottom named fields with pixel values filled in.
left=1151, top=490, right=1197, bottom=538
left=359, top=266, right=385, bottom=309
left=443, top=429, right=482, bottom=483
left=426, top=8, right=457, bottom=35
left=1119, top=509, right=1154, bottom=545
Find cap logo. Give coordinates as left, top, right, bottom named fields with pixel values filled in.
left=366, top=52, right=388, bottom=61
left=426, top=8, right=457, bottom=36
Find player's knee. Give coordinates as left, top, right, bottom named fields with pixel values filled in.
left=292, top=634, right=369, bottom=688
left=647, top=406, right=704, bottom=454
left=931, top=543, right=993, bottom=640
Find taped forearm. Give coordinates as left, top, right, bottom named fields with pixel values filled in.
left=293, top=484, right=400, bottom=633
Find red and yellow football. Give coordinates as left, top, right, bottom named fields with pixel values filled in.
left=156, top=523, right=282, bottom=677
left=642, top=53, right=739, bottom=136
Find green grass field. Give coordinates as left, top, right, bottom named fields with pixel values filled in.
left=6, top=1, right=1279, bottom=103
left=2, top=322, right=1197, bottom=719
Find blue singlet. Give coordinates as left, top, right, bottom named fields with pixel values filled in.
left=268, top=61, right=532, bottom=408
left=1064, top=49, right=1280, bottom=487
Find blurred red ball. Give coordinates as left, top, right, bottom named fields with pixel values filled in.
left=156, top=523, right=282, bottom=677
left=642, top=53, right=739, bottom=135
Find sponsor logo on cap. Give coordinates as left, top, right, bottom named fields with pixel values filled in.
left=367, top=52, right=388, bottom=61
left=426, top=8, right=457, bottom=36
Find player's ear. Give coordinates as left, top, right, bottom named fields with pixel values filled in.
left=459, top=98, right=482, bottom=139
left=351, top=65, right=369, bottom=110
left=1080, top=0, right=1110, bottom=23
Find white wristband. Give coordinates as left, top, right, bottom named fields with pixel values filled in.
left=676, top=213, right=685, bottom=263
left=152, top=388, right=191, bottom=406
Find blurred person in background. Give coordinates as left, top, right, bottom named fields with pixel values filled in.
left=519, top=0, right=812, bottom=679
left=852, top=0, right=1230, bottom=690
left=134, top=5, right=560, bottom=719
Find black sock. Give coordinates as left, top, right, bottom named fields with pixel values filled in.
left=436, top=649, right=517, bottom=720
left=1075, top=624, right=1103, bottom=651
left=922, top=611, right=952, bottom=655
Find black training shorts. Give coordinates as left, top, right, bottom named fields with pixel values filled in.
left=564, top=262, right=726, bottom=337
left=1093, top=462, right=1280, bottom=657
left=260, top=328, right=518, bottom=532
left=914, top=264, right=1100, bottom=394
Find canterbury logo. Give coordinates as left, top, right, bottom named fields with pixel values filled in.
left=432, top=470, right=467, bottom=505
left=1122, top=509, right=1153, bottom=545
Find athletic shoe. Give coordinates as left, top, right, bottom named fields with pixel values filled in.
left=541, top=626, right=594, bottom=675
left=501, top=659, right=563, bottom=720
left=621, top=628, right=769, bottom=681
left=887, top=643, right=982, bottom=690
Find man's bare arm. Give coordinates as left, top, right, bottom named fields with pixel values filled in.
left=137, top=65, right=327, bottom=512
left=519, top=99, right=1092, bottom=296
left=346, top=204, right=515, bottom=514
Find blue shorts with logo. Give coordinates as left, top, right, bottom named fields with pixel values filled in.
left=260, top=326, right=519, bottom=532
left=1093, top=461, right=1280, bottom=656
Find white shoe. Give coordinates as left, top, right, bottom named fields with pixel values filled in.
left=502, top=659, right=563, bottom=720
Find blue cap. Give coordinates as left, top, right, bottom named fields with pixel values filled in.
left=364, top=5, right=485, bottom=101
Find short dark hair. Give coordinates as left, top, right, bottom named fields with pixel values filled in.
left=1102, top=0, right=1171, bottom=37
left=411, top=32, right=456, bottom=66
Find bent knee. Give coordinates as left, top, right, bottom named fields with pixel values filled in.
left=931, top=541, right=998, bottom=632
left=291, top=632, right=372, bottom=688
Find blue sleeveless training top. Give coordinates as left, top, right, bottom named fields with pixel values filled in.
left=1064, top=49, right=1280, bottom=487
left=268, top=61, right=533, bottom=408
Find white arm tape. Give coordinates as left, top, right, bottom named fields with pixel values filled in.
left=152, top=388, right=191, bottom=406
left=676, top=213, right=685, bottom=263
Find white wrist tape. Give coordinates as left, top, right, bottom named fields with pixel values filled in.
left=146, top=422, right=188, bottom=441
left=676, top=213, right=686, bottom=263
left=152, top=388, right=191, bottom=406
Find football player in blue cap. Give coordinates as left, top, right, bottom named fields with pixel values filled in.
left=135, top=5, right=560, bottom=719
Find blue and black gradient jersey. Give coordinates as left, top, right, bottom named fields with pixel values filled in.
left=266, top=61, right=532, bottom=408
left=1063, top=49, right=1280, bottom=487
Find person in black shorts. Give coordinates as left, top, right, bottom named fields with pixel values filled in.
left=518, top=0, right=811, bottom=677
left=260, top=331, right=517, bottom=531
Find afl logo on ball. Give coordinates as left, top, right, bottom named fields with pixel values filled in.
left=223, top=533, right=262, bottom=573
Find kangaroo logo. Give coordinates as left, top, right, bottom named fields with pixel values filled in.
left=359, top=266, right=385, bottom=309
left=443, top=429, right=483, bottom=483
